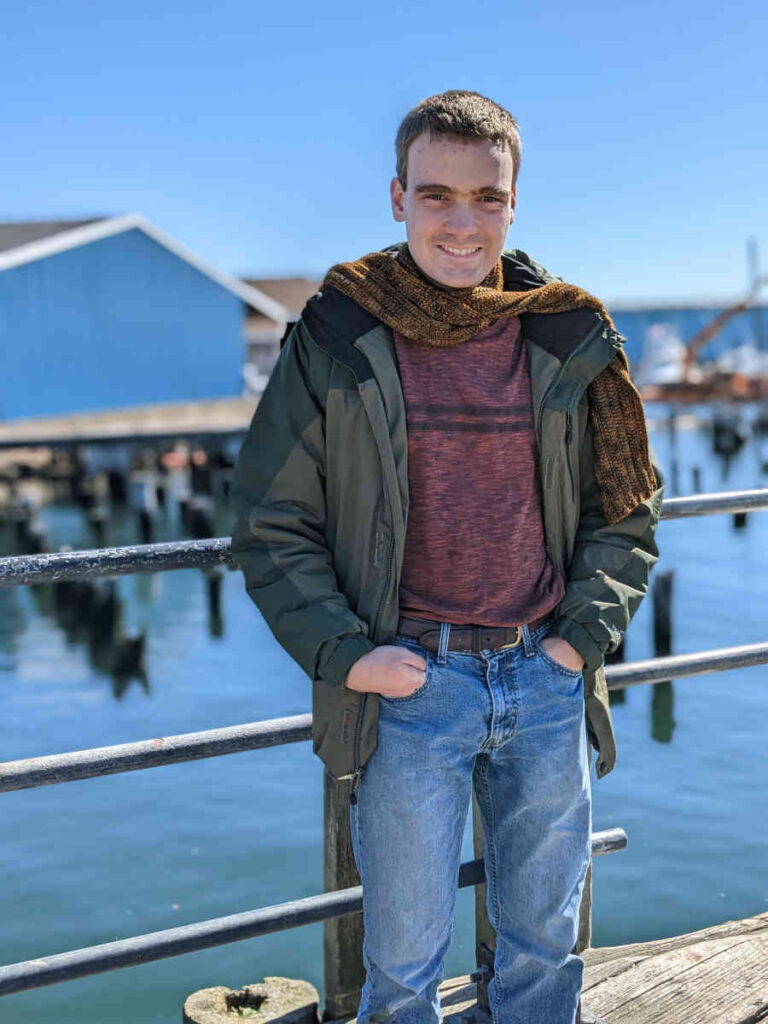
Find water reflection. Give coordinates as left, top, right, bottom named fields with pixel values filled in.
left=0, top=445, right=237, bottom=693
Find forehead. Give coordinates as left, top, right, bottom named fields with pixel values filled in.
left=405, top=132, right=514, bottom=190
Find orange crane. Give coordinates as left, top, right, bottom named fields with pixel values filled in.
left=683, top=275, right=768, bottom=381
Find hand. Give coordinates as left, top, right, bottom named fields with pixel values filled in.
left=539, top=636, right=586, bottom=672
left=344, top=645, right=428, bottom=698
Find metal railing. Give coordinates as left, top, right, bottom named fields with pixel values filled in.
left=0, top=829, right=627, bottom=998
left=2, top=488, right=767, bottom=588
left=1, top=486, right=767, bottom=1017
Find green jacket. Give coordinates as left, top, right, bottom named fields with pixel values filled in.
left=230, top=248, right=663, bottom=786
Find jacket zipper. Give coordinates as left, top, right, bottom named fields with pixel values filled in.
left=350, top=488, right=396, bottom=806
left=565, top=412, right=576, bottom=502
left=348, top=699, right=367, bottom=805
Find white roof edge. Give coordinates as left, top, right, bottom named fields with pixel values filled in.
left=0, top=214, right=290, bottom=323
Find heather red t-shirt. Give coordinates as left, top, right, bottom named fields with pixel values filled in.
left=393, top=315, right=565, bottom=626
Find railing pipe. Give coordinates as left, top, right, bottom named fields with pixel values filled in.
left=0, top=715, right=312, bottom=793
left=2, top=643, right=766, bottom=794
left=0, top=829, right=626, bottom=998
left=1, top=488, right=768, bottom=587
left=659, top=487, right=768, bottom=519
left=605, top=642, right=768, bottom=689
left=0, top=538, right=233, bottom=587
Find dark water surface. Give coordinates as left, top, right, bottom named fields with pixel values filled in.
left=1, top=409, right=767, bottom=1023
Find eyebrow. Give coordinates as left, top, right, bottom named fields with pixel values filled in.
left=414, top=183, right=510, bottom=201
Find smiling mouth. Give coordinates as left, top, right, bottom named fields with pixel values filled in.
left=437, top=244, right=482, bottom=258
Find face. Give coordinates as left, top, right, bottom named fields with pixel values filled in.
left=390, top=132, right=517, bottom=289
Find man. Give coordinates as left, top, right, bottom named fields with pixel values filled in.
left=231, top=90, right=663, bottom=1024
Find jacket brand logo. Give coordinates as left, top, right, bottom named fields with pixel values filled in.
left=373, top=527, right=387, bottom=568
left=340, top=708, right=352, bottom=744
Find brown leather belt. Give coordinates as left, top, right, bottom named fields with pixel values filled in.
left=396, top=610, right=554, bottom=654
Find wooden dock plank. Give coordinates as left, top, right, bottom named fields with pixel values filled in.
left=583, top=910, right=768, bottom=967
left=328, top=912, right=768, bottom=1023
left=588, top=931, right=768, bottom=1023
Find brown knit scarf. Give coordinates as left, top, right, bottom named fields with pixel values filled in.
left=322, top=243, right=657, bottom=524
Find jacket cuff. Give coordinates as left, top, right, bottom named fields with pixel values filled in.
left=547, top=617, right=605, bottom=673
left=320, top=632, right=378, bottom=688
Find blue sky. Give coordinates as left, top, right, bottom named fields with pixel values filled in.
left=2, top=0, right=766, bottom=302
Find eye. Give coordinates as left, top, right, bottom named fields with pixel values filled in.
left=481, top=195, right=503, bottom=204
left=425, top=193, right=446, bottom=201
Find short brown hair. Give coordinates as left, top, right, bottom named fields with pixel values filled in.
left=395, top=90, right=522, bottom=191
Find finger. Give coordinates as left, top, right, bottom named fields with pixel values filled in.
left=405, top=655, right=428, bottom=672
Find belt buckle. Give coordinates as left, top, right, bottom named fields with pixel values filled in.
left=498, top=627, right=522, bottom=651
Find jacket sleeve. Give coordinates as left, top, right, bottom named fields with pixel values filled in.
left=229, top=320, right=377, bottom=688
left=548, top=412, right=664, bottom=672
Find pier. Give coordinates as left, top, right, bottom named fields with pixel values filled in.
left=0, top=396, right=256, bottom=450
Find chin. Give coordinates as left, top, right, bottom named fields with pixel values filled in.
left=439, top=269, right=489, bottom=289
left=421, top=261, right=489, bottom=290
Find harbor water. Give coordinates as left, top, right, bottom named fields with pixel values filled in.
left=1, top=406, right=767, bottom=1023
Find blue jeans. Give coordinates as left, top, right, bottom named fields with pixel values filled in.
left=349, top=620, right=592, bottom=1024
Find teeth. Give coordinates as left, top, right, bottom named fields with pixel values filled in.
left=440, top=245, right=480, bottom=256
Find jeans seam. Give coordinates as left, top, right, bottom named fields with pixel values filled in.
left=476, top=758, right=504, bottom=1018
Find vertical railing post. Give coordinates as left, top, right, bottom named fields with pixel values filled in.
left=323, top=770, right=364, bottom=1021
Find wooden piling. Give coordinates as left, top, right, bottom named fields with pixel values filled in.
left=653, top=569, right=675, bottom=660
left=206, top=567, right=223, bottom=637
left=323, top=771, right=363, bottom=1021
left=137, top=508, right=153, bottom=544
left=183, top=977, right=320, bottom=1023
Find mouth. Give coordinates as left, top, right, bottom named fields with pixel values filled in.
left=437, top=244, right=482, bottom=260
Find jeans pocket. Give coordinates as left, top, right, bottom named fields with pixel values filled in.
left=385, top=638, right=433, bottom=702
left=534, top=636, right=584, bottom=678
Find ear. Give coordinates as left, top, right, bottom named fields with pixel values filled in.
left=390, top=176, right=406, bottom=222
left=508, top=185, right=517, bottom=226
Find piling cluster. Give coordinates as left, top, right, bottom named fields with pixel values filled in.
left=0, top=440, right=237, bottom=685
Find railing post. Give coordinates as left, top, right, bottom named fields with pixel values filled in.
left=323, top=770, right=364, bottom=1021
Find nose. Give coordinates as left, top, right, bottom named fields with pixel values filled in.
left=443, top=201, right=479, bottom=238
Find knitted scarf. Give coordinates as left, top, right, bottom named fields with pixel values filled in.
left=321, top=243, right=657, bottom=524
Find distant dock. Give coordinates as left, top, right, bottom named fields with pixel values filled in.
left=0, top=396, right=257, bottom=451
left=0, top=395, right=714, bottom=456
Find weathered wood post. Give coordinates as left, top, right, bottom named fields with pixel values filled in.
left=183, top=978, right=320, bottom=1023
left=323, top=771, right=364, bottom=1021
left=206, top=567, right=224, bottom=638
left=653, top=569, right=674, bottom=661
left=652, top=568, right=676, bottom=742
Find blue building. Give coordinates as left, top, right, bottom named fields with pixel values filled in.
left=610, top=300, right=768, bottom=371
left=0, top=216, right=289, bottom=420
